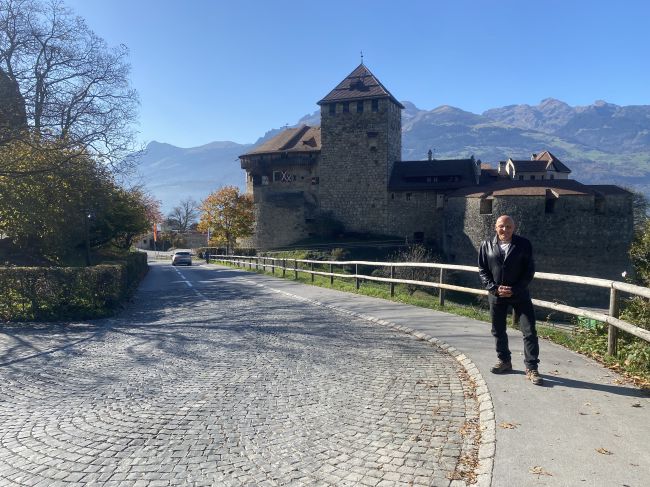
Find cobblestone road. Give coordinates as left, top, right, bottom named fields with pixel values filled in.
left=0, top=265, right=480, bottom=486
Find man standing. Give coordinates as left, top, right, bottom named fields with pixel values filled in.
left=478, top=215, right=542, bottom=385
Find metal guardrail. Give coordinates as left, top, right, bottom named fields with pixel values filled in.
left=211, top=254, right=650, bottom=356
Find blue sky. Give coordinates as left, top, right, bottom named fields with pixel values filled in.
left=65, top=0, right=650, bottom=148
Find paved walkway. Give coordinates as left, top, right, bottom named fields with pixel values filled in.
left=0, top=264, right=482, bottom=487
left=0, top=263, right=648, bottom=487
left=218, top=265, right=650, bottom=487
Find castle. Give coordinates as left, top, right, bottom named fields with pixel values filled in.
left=239, top=64, right=633, bottom=300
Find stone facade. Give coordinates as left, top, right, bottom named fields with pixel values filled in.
left=240, top=126, right=320, bottom=248
left=319, top=98, right=401, bottom=234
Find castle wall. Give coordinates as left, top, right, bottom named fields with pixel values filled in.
left=243, top=155, right=320, bottom=249
left=319, top=98, right=401, bottom=234
left=251, top=192, right=312, bottom=249
left=387, top=191, right=445, bottom=246
left=444, top=193, right=633, bottom=308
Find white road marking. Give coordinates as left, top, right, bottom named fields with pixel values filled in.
left=173, top=267, right=193, bottom=287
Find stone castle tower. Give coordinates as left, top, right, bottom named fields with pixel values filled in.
left=317, top=64, right=403, bottom=233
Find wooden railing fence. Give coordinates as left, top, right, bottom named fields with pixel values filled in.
left=211, top=254, right=650, bottom=356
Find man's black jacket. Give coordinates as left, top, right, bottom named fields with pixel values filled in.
left=478, top=234, right=535, bottom=300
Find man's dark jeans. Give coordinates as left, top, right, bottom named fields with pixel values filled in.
left=489, top=294, right=540, bottom=370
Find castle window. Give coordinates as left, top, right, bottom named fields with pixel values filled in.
left=391, top=193, right=395, bottom=199
left=406, top=193, right=412, bottom=201
left=357, top=101, right=364, bottom=113
left=550, top=174, right=555, bottom=180
left=273, top=171, right=282, bottom=182
left=530, top=175, right=536, bottom=180
left=519, top=175, right=524, bottom=180
left=480, top=198, right=493, bottom=215
left=311, top=177, right=319, bottom=185
left=372, top=99, right=379, bottom=112
left=541, top=175, right=545, bottom=180
left=262, top=175, right=269, bottom=185
left=329, top=103, right=336, bottom=115
left=343, top=102, right=349, bottom=113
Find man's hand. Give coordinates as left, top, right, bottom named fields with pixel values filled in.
left=497, top=285, right=513, bottom=298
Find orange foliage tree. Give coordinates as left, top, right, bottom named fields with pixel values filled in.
left=198, top=186, right=254, bottom=253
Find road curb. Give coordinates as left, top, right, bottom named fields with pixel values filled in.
left=242, top=276, right=495, bottom=487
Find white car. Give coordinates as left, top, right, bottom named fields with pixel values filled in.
left=171, top=251, right=192, bottom=266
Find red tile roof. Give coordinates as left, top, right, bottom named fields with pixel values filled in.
left=449, top=179, right=598, bottom=198
left=242, top=125, right=321, bottom=156
left=533, top=150, right=571, bottom=173
left=317, top=64, right=404, bottom=108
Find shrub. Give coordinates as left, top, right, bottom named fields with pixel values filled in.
left=330, top=248, right=350, bottom=261
left=0, top=252, right=148, bottom=321
left=385, top=245, right=439, bottom=295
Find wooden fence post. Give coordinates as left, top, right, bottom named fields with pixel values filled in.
left=355, top=264, right=360, bottom=290
left=512, top=309, right=520, bottom=329
left=271, top=258, right=275, bottom=275
left=294, top=259, right=298, bottom=279
left=608, top=287, right=619, bottom=356
left=311, top=262, right=314, bottom=282
left=390, top=265, right=395, bottom=297
left=439, top=268, right=445, bottom=306
left=330, top=263, right=334, bottom=286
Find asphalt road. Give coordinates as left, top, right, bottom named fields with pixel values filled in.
left=0, top=262, right=483, bottom=486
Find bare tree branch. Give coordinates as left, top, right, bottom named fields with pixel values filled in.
left=0, top=0, right=139, bottom=172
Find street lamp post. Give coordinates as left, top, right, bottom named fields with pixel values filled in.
left=84, top=211, right=92, bottom=266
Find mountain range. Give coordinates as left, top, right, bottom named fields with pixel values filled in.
left=135, top=99, right=650, bottom=214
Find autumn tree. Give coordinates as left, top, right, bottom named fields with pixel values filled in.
left=91, top=186, right=159, bottom=250
left=166, top=197, right=199, bottom=233
left=198, top=186, right=254, bottom=253
left=0, top=138, right=155, bottom=262
left=0, top=0, right=139, bottom=171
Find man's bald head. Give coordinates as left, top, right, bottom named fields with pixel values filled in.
left=495, top=215, right=516, bottom=242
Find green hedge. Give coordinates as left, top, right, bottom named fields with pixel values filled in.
left=0, top=252, right=148, bottom=321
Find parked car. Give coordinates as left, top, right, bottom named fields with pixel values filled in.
left=171, top=251, right=192, bottom=266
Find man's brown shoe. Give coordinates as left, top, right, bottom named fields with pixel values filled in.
left=526, top=368, right=543, bottom=385
left=490, top=360, right=512, bottom=374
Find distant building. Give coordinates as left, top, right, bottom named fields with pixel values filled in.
left=499, top=151, right=571, bottom=181
left=239, top=64, right=634, bottom=303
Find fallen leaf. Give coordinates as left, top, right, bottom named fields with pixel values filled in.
left=631, top=403, right=642, bottom=408
left=499, top=422, right=520, bottom=429
left=596, top=448, right=613, bottom=455
left=548, top=369, right=560, bottom=375
left=529, top=466, right=553, bottom=476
